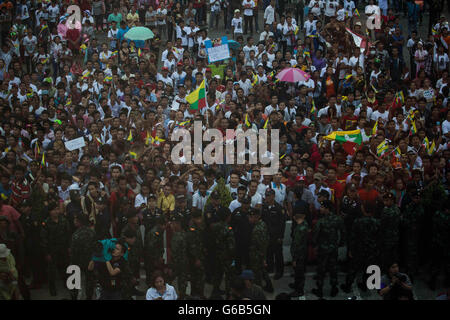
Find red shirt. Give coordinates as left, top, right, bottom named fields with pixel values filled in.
left=358, top=188, right=379, bottom=205
left=0, top=204, right=21, bottom=234
left=326, top=180, right=345, bottom=201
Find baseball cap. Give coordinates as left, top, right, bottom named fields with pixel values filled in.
left=206, top=68, right=212, bottom=72
left=383, top=192, right=394, bottom=199
left=234, top=9, right=240, bottom=13
left=175, top=194, right=186, bottom=201
left=161, top=67, right=169, bottom=71
left=148, top=193, right=157, bottom=199
left=348, top=183, right=358, bottom=191
left=177, top=61, right=183, bottom=66
left=355, top=22, right=362, bottom=26
left=296, top=175, right=306, bottom=182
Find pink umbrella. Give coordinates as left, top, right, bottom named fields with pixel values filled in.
left=276, top=68, right=311, bottom=83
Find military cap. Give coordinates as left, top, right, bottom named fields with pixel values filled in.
left=320, top=200, right=334, bottom=211
left=383, top=192, right=394, bottom=199
left=248, top=208, right=261, bottom=216
left=191, top=209, right=202, bottom=218
left=169, top=212, right=184, bottom=222
left=175, top=194, right=186, bottom=201
left=210, top=190, right=220, bottom=199
left=241, top=196, right=251, bottom=204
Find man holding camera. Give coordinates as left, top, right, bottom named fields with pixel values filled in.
left=379, top=263, right=414, bottom=300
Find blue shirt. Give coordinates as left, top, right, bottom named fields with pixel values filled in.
left=117, top=27, right=130, bottom=42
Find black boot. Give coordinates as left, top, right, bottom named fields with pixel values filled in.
left=330, top=286, right=339, bottom=297
left=340, top=283, right=352, bottom=294
left=312, top=287, right=323, bottom=298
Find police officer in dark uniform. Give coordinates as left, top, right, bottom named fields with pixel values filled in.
left=230, top=195, right=252, bottom=274
left=174, top=194, right=192, bottom=231
left=203, top=190, right=223, bottom=227
left=142, top=194, right=162, bottom=238
left=261, top=188, right=286, bottom=280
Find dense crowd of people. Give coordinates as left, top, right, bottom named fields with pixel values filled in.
left=0, top=0, right=449, bottom=301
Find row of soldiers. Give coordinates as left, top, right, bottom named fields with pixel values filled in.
left=289, top=188, right=450, bottom=298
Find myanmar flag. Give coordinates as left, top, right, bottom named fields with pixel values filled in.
left=186, top=79, right=206, bottom=113
left=324, top=129, right=363, bottom=145
left=324, top=129, right=363, bottom=155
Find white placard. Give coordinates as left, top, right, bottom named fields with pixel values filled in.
left=65, top=137, right=86, bottom=151
left=206, top=44, right=230, bottom=63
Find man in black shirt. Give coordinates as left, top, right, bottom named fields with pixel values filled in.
left=92, top=240, right=132, bottom=300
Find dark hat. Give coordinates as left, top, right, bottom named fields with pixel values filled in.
left=148, top=193, right=157, bottom=199
left=320, top=200, right=333, bottom=211
left=265, top=188, right=275, bottom=196
left=383, top=192, right=394, bottom=200
left=240, top=270, right=254, bottom=280
left=410, top=189, right=421, bottom=198
left=210, top=190, right=220, bottom=200
left=169, top=212, right=183, bottom=222
left=75, top=213, right=90, bottom=226
left=248, top=208, right=261, bottom=216
left=348, top=183, right=358, bottom=191
left=241, top=196, right=251, bottom=204
left=175, top=194, right=186, bottom=201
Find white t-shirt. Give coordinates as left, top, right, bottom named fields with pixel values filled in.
left=264, top=5, right=275, bottom=25
left=250, top=192, right=263, bottom=208
left=232, top=17, right=243, bottom=33
left=371, top=110, right=389, bottom=124
left=242, top=0, right=255, bottom=16
left=156, top=8, right=167, bottom=25
left=304, top=20, right=317, bottom=36
left=22, top=36, right=37, bottom=57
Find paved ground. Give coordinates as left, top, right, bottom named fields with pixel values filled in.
left=26, top=262, right=446, bottom=300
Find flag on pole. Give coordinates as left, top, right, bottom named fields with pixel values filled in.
left=263, top=118, right=269, bottom=129
left=244, top=114, right=251, bottom=127
left=186, top=79, right=206, bottom=113
left=127, top=130, right=133, bottom=142
left=376, top=140, right=389, bottom=157
left=129, top=151, right=137, bottom=159
left=372, top=120, right=378, bottom=136
left=410, top=120, right=417, bottom=135
left=428, top=140, right=436, bottom=156
left=41, top=152, right=46, bottom=167
left=393, top=146, right=402, bottom=159
left=354, top=8, right=360, bottom=17
left=310, top=99, right=316, bottom=115
left=324, top=129, right=363, bottom=145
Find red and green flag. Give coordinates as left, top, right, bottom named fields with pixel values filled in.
left=186, top=79, right=206, bottom=113
left=324, top=129, right=363, bottom=155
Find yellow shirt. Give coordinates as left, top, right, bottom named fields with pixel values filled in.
left=157, top=192, right=175, bottom=213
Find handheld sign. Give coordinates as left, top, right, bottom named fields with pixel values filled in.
left=205, top=36, right=230, bottom=63
left=65, top=137, right=86, bottom=151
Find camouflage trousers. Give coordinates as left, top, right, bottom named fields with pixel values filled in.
left=249, top=257, right=266, bottom=287
left=213, top=258, right=235, bottom=293
left=173, top=267, right=189, bottom=299
left=189, top=263, right=205, bottom=297
left=380, top=242, right=399, bottom=271
left=69, top=264, right=95, bottom=300
left=293, top=255, right=307, bottom=292
left=316, top=249, right=338, bottom=289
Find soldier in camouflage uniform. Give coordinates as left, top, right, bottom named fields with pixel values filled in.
left=211, top=207, right=235, bottom=297
left=289, top=211, right=310, bottom=297
left=186, top=209, right=206, bottom=298
left=40, top=202, right=71, bottom=296
left=70, top=214, right=97, bottom=300
left=120, top=211, right=144, bottom=280
left=169, top=212, right=189, bottom=299
left=144, top=213, right=166, bottom=286
left=248, top=208, right=270, bottom=289
left=203, top=191, right=223, bottom=284
left=312, top=200, right=345, bottom=298
left=429, top=200, right=450, bottom=290
left=400, top=189, right=424, bottom=278
left=379, top=192, right=401, bottom=271
left=341, top=204, right=380, bottom=294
